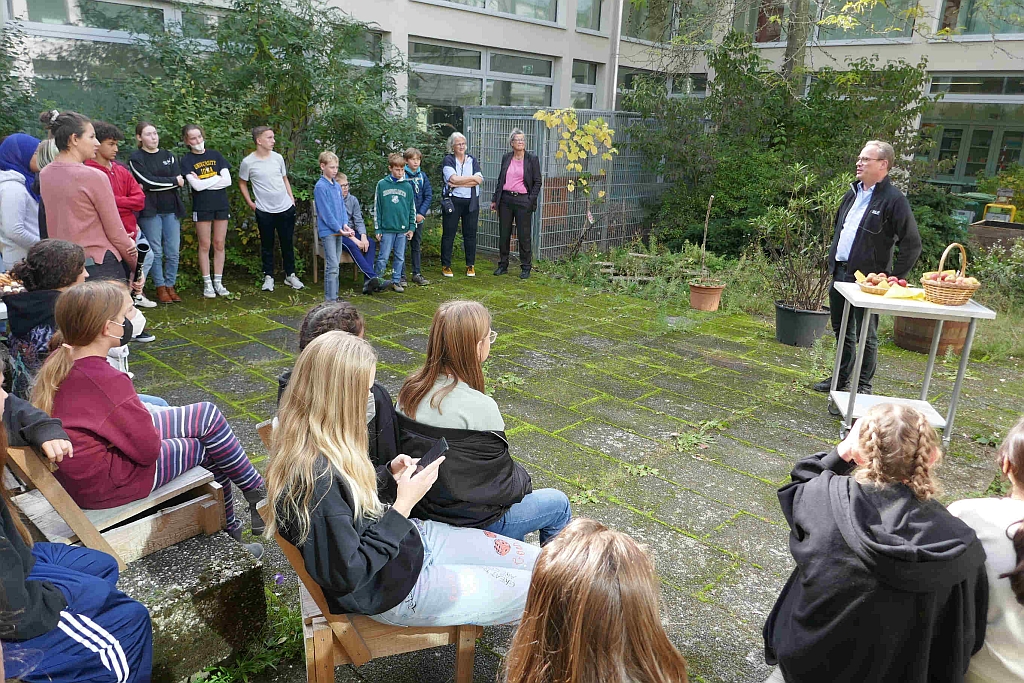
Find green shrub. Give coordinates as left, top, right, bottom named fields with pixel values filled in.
left=977, top=164, right=1024, bottom=220
left=907, top=181, right=968, bottom=272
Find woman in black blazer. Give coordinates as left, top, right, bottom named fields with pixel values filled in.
left=490, top=129, right=542, bottom=279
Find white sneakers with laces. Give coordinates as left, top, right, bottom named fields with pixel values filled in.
left=262, top=275, right=274, bottom=292
left=214, top=282, right=231, bottom=297
left=283, top=274, right=304, bottom=290
left=133, top=294, right=157, bottom=309
left=203, top=282, right=216, bottom=299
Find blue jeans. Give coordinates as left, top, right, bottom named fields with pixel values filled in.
left=374, top=232, right=407, bottom=284
left=138, top=213, right=181, bottom=288
left=138, top=394, right=169, bottom=407
left=321, top=234, right=377, bottom=301
left=370, top=520, right=539, bottom=627
left=483, top=488, right=572, bottom=545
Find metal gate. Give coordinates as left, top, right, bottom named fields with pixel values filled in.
left=464, top=106, right=664, bottom=261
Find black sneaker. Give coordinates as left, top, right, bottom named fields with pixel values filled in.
left=493, top=265, right=508, bottom=276
left=134, top=329, right=156, bottom=343
left=813, top=378, right=835, bottom=393
left=520, top=269, right=531, bottom=279
left=362, top=279, right=375, bottom=295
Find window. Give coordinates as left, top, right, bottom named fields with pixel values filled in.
left=26, top=0, right=68, bottom=24
left=409, top=40, right=553, bottom=129
left=80, top=1, right=164, bottom=31
left=733, top=0, right=785, bottom=42
left=181, top=9, right=214, bottom=39
left=923, top=103, right=1024, bottom=184
left=353, top=31, right=384, bottom=64
left=571, top=60, right=597, bottom=109
left=930, top=75, right=1024, bottom=96
left=621, top=0, right=673, bottom=42
left=577, top=0, right=601, bottom=29
left=490, top=52, right=552, bottom=78
left=818, top=0, right=915, bottom=40
left=441, top=0, right=557, bottom=23
left=410, top=42, right=482, bottom=69
left=998, top=131, right=1023, bottom=172
left=487, top=80, right=551, bottom=106
left=941, top=0, right=1021, bottom=35
left=670, top=73, right=707, bottom=96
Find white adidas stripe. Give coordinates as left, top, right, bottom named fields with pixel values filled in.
left=58, top=611, right=130, bottom=683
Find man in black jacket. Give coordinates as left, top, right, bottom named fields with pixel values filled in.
left=490, top=128, right=542, bottom=279
left=814, top=140, right=921, bottom=394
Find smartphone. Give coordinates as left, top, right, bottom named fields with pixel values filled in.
left=414, top=437, right=449, bottom=474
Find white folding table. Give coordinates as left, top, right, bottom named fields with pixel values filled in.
left=829, top=281, right=996, bottom=445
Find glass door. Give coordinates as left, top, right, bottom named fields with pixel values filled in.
left=963, top=128, right=994, bottom=178
left=996, top=130, right=1023, bottom=173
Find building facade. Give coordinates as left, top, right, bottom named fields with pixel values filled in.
left=3, top=0, right=1021, bottom=187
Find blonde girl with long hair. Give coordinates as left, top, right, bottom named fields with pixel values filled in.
left=949, top=416, right=1024, bottom=683
left=397, top=300, right=571, bottom=543
left=31, top=280, right=265, bottom=556
left=266, top=331, right=538, bottom=626
left=503, top=518, right=689, bottom=683
left=763, top=403, right=988, bottom=683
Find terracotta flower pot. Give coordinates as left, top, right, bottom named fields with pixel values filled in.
left=689, top=283, right=726, bottom=312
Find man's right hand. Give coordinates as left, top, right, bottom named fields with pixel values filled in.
left=490, top=202, right=497, bottom=212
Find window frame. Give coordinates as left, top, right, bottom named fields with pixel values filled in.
left=933, top=0, right=1024, bottom=38
left=11, top=0, right=219, bottom=44
left=571, top=59, right=598, bottom=109
left=927, top=73, right=1024, bottom=104
left=408, top=38, right=554, bottom=109
left=409, top=0, right=562, bottom=28
left=921, top=121, right=1024, bottom=184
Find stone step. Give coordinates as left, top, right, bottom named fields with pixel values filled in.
left=119, top=532, right=267, bottom=682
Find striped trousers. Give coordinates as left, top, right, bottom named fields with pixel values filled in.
left=152, top=402, right=263, bottom=533
left=3, top=543, right=152, bottom=683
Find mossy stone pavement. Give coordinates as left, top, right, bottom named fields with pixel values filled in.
left=135, top=263, right=1022, bottom=683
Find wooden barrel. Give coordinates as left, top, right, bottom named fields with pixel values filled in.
left=893, top=316, right=969, bottom=356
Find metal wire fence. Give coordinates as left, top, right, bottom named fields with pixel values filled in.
left=464, top=106, right=665, bottom=261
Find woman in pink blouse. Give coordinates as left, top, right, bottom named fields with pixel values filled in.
left=39, top=111, right=137, bottom=283
left=490, top=128, right=541, bottom=280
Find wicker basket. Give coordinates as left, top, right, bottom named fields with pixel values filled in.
left=920, top=243, right=979, bottom=307
left=858, top=282, right=890, bottom=296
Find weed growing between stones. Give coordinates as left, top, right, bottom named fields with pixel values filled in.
left=673, top=420, right=730, bottom=454
left=570, top=489, right=601, bottom=506
left=623, top=463, right=661, bottom=478
left=201, top=587, right=304, bottom=682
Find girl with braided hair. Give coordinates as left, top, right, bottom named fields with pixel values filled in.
left=949, top=415, right=1024, bottom=683
left=762, top=403, right=988, bottom=683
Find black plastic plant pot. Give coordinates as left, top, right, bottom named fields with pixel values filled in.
left=774, top=301, right=830, bottom=348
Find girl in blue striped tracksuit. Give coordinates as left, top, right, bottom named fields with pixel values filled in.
left=0, top=389, right=153, bottom=683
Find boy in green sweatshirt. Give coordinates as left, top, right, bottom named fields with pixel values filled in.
left=373, top=153, right=417, bottom=292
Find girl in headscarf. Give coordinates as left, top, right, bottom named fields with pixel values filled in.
left=0, top=133, right=41, bottom=271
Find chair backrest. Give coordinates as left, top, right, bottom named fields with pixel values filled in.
left=256, top=419, right=274, bottom=450
left=256, top=500, right=351, bottom=635
left=6, top=446, right=124, bottom=568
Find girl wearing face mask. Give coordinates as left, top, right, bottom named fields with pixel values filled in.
left=103, top=285, right=169, bottom=409
left=37, top=111, right=138, bottom=284
left=179, top=124, right=232, bottom=299
left=31, top=280, right=267, bottom=558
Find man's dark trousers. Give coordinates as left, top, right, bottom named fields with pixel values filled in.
left=497, top=193, right=533, bottom=271
left=829, top=262, right=878, bottom=392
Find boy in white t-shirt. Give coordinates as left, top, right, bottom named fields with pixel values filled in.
left=238, top=126, right=304, bottom=293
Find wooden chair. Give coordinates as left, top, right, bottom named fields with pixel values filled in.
left=257, top=502, right=483, bottom=683
left=310, top=201, right=360, bottom=285
left=8, top=446, right=225, bottom=570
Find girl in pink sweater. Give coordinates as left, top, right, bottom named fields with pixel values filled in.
left=38, top=111, right=137, bottom=284
left=32, top=280, right=266, bottom=557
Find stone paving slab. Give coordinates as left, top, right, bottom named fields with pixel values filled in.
left=133, top=262, right=1019, bottom=683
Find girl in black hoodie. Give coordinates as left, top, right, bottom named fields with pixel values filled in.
left=0, top=386, right=152, bottom=682
left=763, top=403, right=988, bottom=683
left=3, top=239, right=87, bottom=398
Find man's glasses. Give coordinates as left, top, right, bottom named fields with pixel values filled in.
left=857, top=156, right=881, bottom=163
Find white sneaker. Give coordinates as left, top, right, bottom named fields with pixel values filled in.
left=214, top=282, right=231, bottom=297
left=133, top=294, right=157, bottom=309
left=284, top=273, right=304, bottom=290
left=203, top=282, right=216, bottom=298
left=262, top=275, right=274, bottom=292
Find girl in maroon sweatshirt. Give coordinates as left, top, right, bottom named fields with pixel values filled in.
left=31, top=280, right=266, bottom=556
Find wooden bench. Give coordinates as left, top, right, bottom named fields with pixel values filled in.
left=258, top=502, right=483, bottom=683
left=8, top=446, right=226, bottom=570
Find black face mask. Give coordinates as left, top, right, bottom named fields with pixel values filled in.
left=109, top=317, right=133, bottom=347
